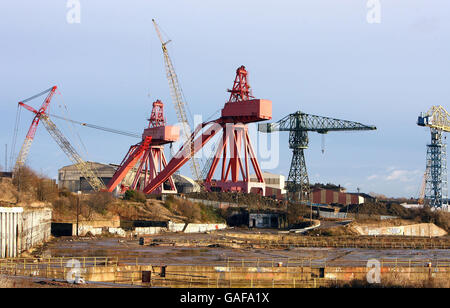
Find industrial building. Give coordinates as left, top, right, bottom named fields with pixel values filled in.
left=172, top=174, right=201, bottom=194
left=58, top=162, right=200, bottom=194
left=311, top=188, right=364, bottom=206
left=58, top=162, right=116, bottom=192
left=250, top=172, right=287, bottom=199
left=249, top=211, right=288, bottom=229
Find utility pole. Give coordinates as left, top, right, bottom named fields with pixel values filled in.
left=76, top=191, right=81, bottom=237
left=357, top=187, right=361, bottom=219
left=4, top=144, right=7, bottom=172
left=17, top=165, right=21, bottom=203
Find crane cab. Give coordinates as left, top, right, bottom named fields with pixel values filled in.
left=418, top=113, right=430, bottom=127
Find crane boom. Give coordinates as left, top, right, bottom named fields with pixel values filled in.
left=418, top=105, right=450, bottom=132
left=152, top=19, right=202, bottom=182
left=13, top=86, right=57, bottom=171
left=41, top=115, right=105, bottom=191
left=259, top=111, right=376, bottom=133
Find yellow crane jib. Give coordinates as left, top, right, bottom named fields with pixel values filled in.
left=417, top=105, right=450, bottom=132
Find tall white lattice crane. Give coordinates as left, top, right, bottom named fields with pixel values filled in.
left=152, top=19, right=201, bottom=182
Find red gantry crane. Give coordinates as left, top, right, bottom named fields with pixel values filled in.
left=142, top=66, right=272, bottom=195
left=106, top=100, right=179, bottom=194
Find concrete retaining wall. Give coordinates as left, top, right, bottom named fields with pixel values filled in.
left=135, top=227, right=167, bottom=235
left=184, top=223, right=227, bottom=233
left=354, top=223, right=447, bottom=237
left=72, top=225, right=126, bottom=237
left=0, top=207, right=52, bottom=258
left=72, top=222, right=227, bottom=237
left=20, top=208, right=52, bottom=253
left=318, top=210, right=398, bottom=220
left=168, top=221, right=227, bottom=233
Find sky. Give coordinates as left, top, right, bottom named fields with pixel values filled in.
left=0, top=0, right=449, bottom=198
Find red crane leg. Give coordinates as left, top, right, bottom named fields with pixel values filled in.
left=230, top=128, right=241, bottom=182
left=231, top=127, right=247, bottom=181
left=142, top=122, right=220, bottom=194
left=206, top=128, right=227, bottom=182
left=244, top=127, right=250, bottom=181
left=106, top=136, right=152, bottom=192
left=130, top=149, right=149, bottom=189
left=203, top=123, right=265, bottom=194
left=221, top=133, right=227, bottom=181
left=160, top=149, right=176, bottom=191
left=245, top=130, right=264, bottom=182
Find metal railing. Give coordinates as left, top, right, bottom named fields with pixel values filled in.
left=1, top=256, right=450, bottom=287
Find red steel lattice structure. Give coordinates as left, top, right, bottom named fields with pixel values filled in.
left=13, top=86, right=57, bottom=171
left=142, top=66, right=272, bottom=195
left=106, top=100, right=179, bottom=194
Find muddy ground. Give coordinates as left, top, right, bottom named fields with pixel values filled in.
left=39, top=232, right=450, bottom=267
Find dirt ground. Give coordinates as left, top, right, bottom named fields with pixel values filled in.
left=38, top=233, right=450, bottom=267
left=0, top=275, right=108, bottom=288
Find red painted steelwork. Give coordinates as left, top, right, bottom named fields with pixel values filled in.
left=19, top=86, right=57, bottom=141
left=106, top=136, right=153, bottom=192
left=142, top=66, right=272, bottom=195
left=106, top=100, right=179, bottom=193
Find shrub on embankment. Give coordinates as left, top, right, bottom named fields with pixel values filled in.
left=187, top=191, right=281, bottom=209
left=2, top=166, right=59, bottom=205
left=163, top=195, right=225, bottom=223
left=123, top=189, right=146, bottom=203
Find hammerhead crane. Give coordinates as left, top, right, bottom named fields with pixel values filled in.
left=259, top=112, right=376, bottom=203
left=12, top=86, right=105, bottom=191
left=152, top=19, right=202, bottom=182
left=417, top=105, right=450, bottom=209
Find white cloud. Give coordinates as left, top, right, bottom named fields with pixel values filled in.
left=385, top=169, right=421, bottom=182
left=367, top=169, right=421, bottom=183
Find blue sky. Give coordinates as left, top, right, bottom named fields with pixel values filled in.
left=1, top=0, right=449, bottom=198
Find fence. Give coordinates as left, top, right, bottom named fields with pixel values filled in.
left=1, top=256, right=449, bottom=287
left=184, top=197, right=243, bottom=209
left=167, top=235, right=450, bottom=249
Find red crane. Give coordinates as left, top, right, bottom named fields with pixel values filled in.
left=106, top=100, right=179, bottom=194
left=12, top=86, right=106, bottom=190
left=13, top=86, right=57, bottom=171
left=142, top=66, right=272, bottom=195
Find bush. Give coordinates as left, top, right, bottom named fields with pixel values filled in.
left=287, top=203, right=309, bottom=224
left=406, top=207, right=450, bottom=232
left=123, top=189, right=146, bottom=203
left=85, top=192, right=115, bottom=215
left=176, top=199, right=201, bottom=222
left=199, top=204, right=225, bottom=223
left=12, top=166, right=39, bottom=193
